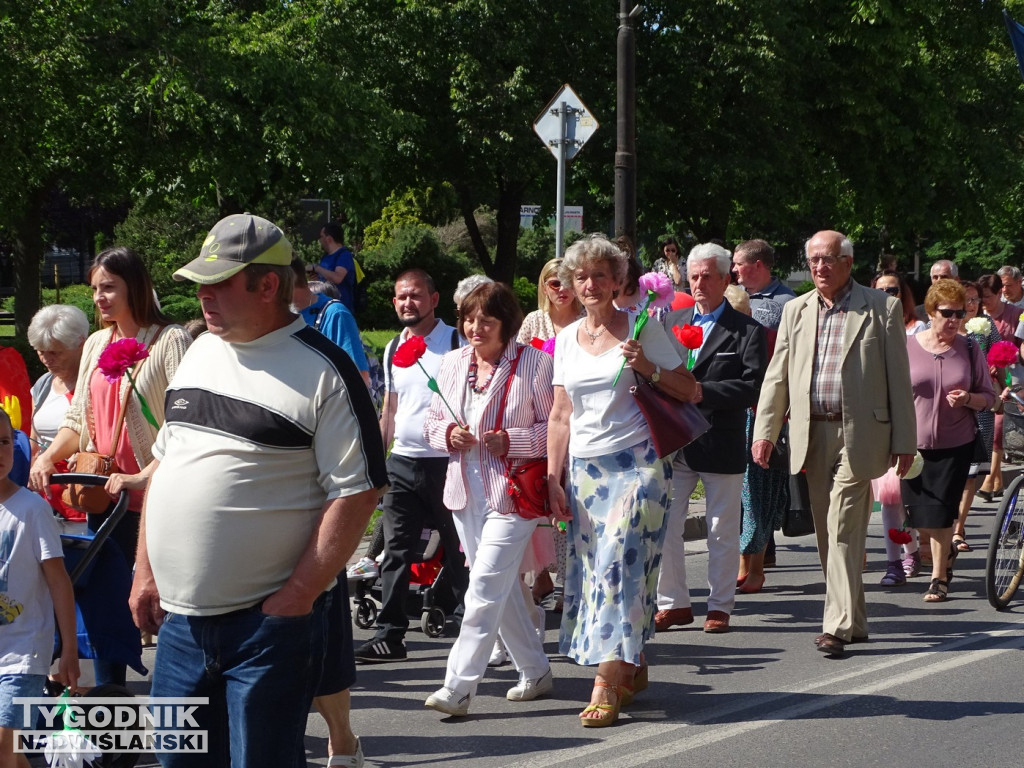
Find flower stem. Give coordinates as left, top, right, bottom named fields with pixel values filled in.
left=419, top=360, right=466, bottom=428
left=612, top=291, right=654, bottom=386
left=125, top=368, right=160, bottom=429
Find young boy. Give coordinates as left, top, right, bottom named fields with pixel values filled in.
left=0, top=409, right=78, bottom=768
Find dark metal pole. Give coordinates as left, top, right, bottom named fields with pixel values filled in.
left=614, top=1, right=637, bottom=243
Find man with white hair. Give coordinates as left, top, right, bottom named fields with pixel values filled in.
left=655, top=243, right=767, bottom=633
left=752, top=230, right=915, bottom=658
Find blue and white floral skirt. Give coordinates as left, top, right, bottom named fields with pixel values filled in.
left=558, top=439, right=673, bottom=666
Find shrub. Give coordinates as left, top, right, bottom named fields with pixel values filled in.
left=359, top=225, right=474, bottom=329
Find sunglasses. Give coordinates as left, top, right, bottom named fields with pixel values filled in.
left=545, top=279, right=563, bottom=290
left=936, top=308, right=966, bottom=319
left=880, top=286, right=900, bottom=296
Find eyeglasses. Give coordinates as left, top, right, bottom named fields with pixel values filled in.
left=935, top=308, right=966, bottom=319
left=966, top=297, right=981, bottom=304
left=806, top=255, right=844, bottom=268
left=545, top=279, right=563, bottom=290
left=880, top=286, right=900, bottom=296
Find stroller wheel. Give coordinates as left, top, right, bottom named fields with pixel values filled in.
left=421, top=606, right=446, bottom=638
left=354, top=598, right=378, bottom=629
left=80, top=684, right=141, bottom=768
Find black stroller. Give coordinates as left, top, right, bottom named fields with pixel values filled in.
left=349, top=520, right=457, bottom=637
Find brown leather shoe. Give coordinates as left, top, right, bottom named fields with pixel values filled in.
left=703, top=610, right=730, bottom=633
left=814, top=633, right=868, bottom=646
left=815, top=632, right=846, bottom=656
left=654, top=608, right=694, bottom=631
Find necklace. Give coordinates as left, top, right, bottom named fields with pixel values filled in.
left=583, top=320, right=608, bottom=344
left=468, top=356, right=500, bottom=393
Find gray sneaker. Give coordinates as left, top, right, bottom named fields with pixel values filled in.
left=902, top=550, right=922, bottom=578
left=506, top=668, right=554, bottom=702
left=425, top=687, right=471, bottom=716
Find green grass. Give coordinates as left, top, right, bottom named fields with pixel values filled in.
left=362, top=328, right=399, bottom=359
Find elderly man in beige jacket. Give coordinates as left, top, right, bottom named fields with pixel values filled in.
left=752, top=230, right=916, bottom=658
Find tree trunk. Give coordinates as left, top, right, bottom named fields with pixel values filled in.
left=456, top=184, right=493, bottom=275
left=492, top=183, right=525, bottom=285
left=12, top=186, right=47, bottom=337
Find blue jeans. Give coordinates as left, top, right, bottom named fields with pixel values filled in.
left=151, top=597, right=326, bottom=768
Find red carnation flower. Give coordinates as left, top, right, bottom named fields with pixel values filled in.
left=97, top=338, right=150, bottom=384
left=987, top=340, right=1018, bottom=369
left=888, top=528, right=913, bottom=545
left=392, top=335, right=428, bottom=368
left=672, top=323, right=703, bottom=350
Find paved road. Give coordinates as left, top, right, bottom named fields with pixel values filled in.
left=111, top=494, right=1024, bottom=767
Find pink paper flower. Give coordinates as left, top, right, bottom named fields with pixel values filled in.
left=638, top=271, right=675, bottom=309
left=97, top=339, right=150, bottom=384
left=530, top=337, right=556, bottom=356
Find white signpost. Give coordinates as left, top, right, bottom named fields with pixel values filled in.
left=533, top=84, right=599, bottom=258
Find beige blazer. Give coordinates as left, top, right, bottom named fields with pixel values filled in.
left=753, top=281, right=916, bottom=479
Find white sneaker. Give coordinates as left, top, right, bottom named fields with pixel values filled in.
left=346, top=557, right=378, bottom=580
left=506, top=668, right=554, bottom=702
left=326, top=736, right=364, bottom=768
left=488, top=641, right=510, bottom=667
left=425, top=687, right=471, bottom=716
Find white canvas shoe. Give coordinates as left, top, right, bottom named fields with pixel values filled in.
left=506, top=668, right=554, bottom=702
left=425, top=687, right=471, bottom=716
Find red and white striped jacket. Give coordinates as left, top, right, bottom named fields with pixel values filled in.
left=423, top=341, right=554, bottom=515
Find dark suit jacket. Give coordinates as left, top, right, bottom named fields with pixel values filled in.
left=663, top=302, right=767, bottom=474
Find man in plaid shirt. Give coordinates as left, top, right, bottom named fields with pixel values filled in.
left=751, top=230, right=916, bottom=658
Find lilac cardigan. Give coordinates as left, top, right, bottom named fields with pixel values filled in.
left=423, top=341, right=554, bottom=515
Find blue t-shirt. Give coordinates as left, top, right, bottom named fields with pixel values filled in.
left=319, top=247, right=356, bottom=312
left=300, top=295, right=368, bottom=371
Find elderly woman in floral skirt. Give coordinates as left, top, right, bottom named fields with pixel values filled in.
left=547, top=234, right=694, bottom=728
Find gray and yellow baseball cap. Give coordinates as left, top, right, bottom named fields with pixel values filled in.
left=174, top=213, right=293, bottom=284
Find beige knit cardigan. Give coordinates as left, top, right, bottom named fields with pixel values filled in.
left=61, top=323, right=191, bottom=468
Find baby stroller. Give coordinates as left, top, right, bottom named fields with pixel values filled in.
left=349, top=519, right=454, bottom=638
left=41, top=473, right=147, bottom=768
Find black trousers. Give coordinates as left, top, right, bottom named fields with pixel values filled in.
left=374, top=454, right=468, bottom=640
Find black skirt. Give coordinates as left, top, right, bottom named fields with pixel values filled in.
left=901, top=440, right=974, bottom=529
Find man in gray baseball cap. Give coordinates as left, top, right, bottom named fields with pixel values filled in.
left=133, top=212, right=388, bottom=767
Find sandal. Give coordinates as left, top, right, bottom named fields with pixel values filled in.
left=952, top=535, right=971, bottom=553
left=620, top=660, right=649, bottom=707
left=923, top=578, right=949, bottom=602
left=579, top=681, right=621, bottom=728
left=946, top=543, right=961, bottom=585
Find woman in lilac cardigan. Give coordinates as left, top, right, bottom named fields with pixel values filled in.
left=422, top=281, right=554, bottom=717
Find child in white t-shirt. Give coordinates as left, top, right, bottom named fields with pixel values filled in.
left=0, top=409, right=78, bottom=767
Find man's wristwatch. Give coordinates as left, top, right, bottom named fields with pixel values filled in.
left=650, top=365, right=661, bottom=384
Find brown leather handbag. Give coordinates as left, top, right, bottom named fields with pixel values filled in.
left=62, top=380, right=129, bottom=516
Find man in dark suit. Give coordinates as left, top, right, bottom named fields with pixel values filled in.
left=654, top=243, right=768, bottom=634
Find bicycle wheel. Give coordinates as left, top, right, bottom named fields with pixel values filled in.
left=985, top=474, right=1024, bottom=610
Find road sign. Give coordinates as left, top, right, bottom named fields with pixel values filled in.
left=533, top=84, right=599, bottom=162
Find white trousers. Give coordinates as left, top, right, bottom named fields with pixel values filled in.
left=656, top=453, right=744, bottom=615
left=444, top=464, right=548, bottom=696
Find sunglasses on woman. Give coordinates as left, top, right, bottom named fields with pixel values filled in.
left=936, top=308, right=966, bottom=319
left=545, top=279, right=563, bottom=289
left=880, top=286, right=900, bottom=296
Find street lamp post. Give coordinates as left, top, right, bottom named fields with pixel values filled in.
left=614, top=2, right=640, bottom=244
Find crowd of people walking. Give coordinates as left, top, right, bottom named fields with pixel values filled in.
left=4, top=217, right=1022, bottom=767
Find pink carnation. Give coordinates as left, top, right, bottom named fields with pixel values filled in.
left=987, top=340, right=1018, bottom=369
left=97, top=338, right=150, bottom=384
left=638, top=271, right=675, bottom=309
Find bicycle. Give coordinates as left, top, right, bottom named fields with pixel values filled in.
left=985, top=472, right=1024, bottom=610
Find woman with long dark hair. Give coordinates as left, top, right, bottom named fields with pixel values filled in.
left=29, top=246, right=190, bottom=684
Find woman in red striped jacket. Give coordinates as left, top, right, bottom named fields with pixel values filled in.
left=422, top=281, right=555, bottom=717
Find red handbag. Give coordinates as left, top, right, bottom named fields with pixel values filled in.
left=495, top=347, right=549, bottom=519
